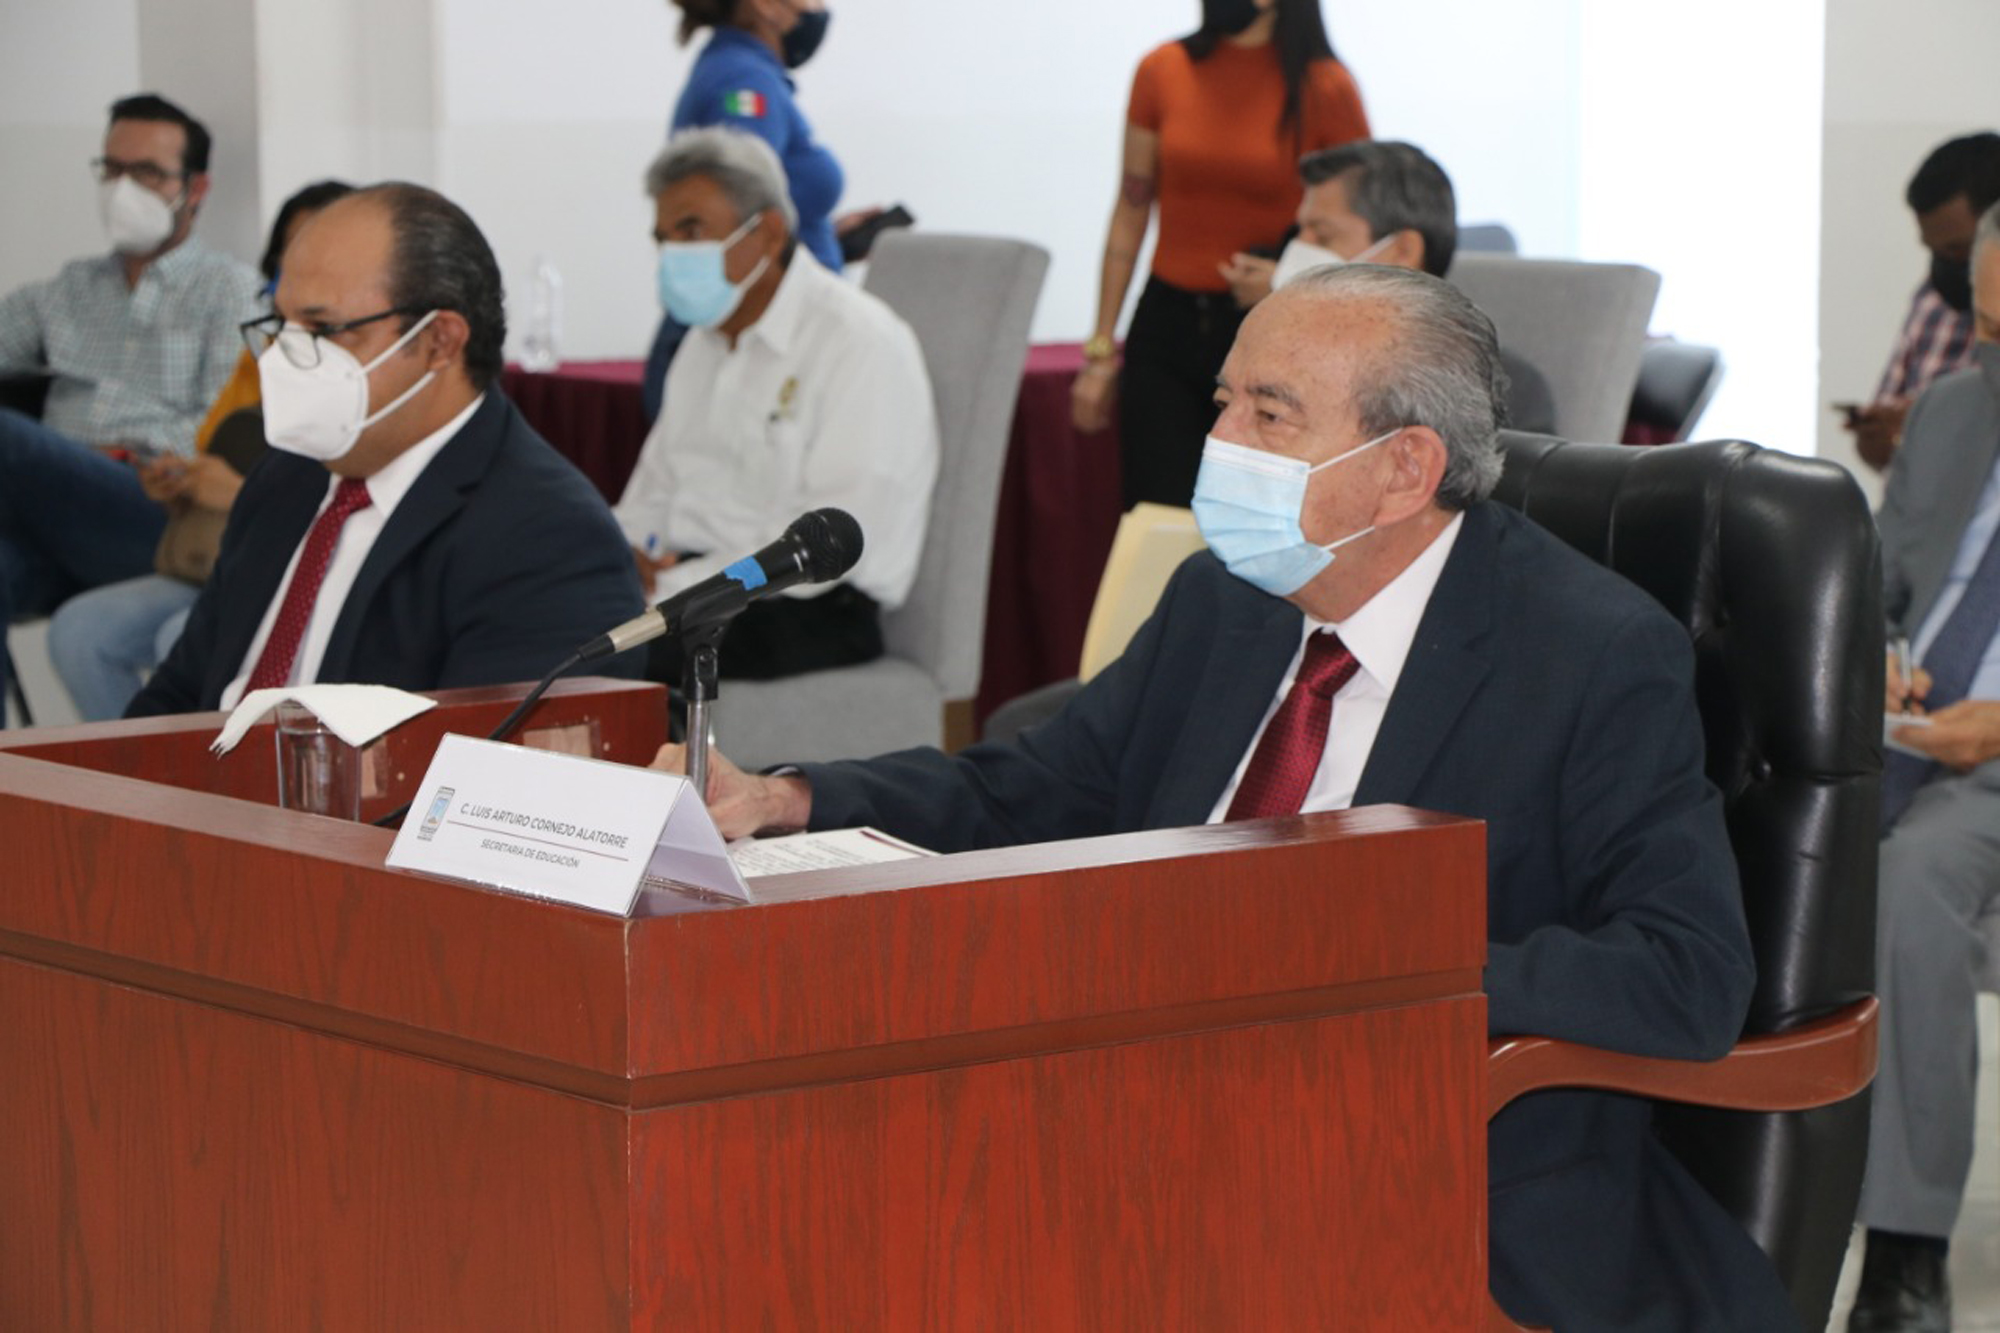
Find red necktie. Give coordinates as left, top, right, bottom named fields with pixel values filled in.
left=1226, top=631, right=1360, bottom=820
left=246, top=479, right=373, bottom=691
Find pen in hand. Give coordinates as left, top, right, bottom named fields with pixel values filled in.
left=1891, top=635, right=1914, bottom=713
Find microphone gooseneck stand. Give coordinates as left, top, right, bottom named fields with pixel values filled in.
left=681, top=625, right=726, bottom=807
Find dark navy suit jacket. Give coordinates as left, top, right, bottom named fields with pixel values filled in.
left=802, top=501, right=1794, bottom=1331
left=128, top=393, right=644, bottom=716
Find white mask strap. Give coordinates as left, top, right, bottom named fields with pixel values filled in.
left=356, top=310, right=441, bottom=427
left=1305, top=426, right=1401, bottom=474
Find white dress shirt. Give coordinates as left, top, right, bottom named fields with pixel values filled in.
left=613, top=250, right=939, bottom=608
left=220, top=395, right=484, bottom=709
left=1208, top=514, right=1464, bottom=820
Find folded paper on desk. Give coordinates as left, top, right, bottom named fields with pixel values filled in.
left=212, top=683, right=436, bottom=754
left=730, top=827, right=934, bottom=878
left=388, top=733, right=751, bottom=914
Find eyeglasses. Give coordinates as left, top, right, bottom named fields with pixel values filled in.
left=240, top=308, right=419, bottom=368
left=90, top=157, right=185, bottom=192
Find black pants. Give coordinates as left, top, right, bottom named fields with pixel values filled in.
left=1118, top=277, right=1245, bottom=510
left=646, top=583, right=883, bottom=686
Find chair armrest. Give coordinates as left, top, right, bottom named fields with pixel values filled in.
left=1482, top=996, right=1878, bottom=1333
left=1487, top=996, right=1877, bottom=1119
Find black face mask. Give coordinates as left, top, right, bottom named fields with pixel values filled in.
left=782, top=9, right=829, bottom=68
left=1932, top=253, right=1973, bottom=313
left=1204, top=0, right=1262, bottom=36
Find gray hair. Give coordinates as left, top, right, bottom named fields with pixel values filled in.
left=644, top=126, right=798, bottom=234
left=1976, top=199, right=2000, bottom=271
left=1284, top=264, right=1505, bottom=509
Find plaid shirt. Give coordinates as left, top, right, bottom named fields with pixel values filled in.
left=1875, top=281, right=1976, bottom=405
left=0, top=239, right=261, bottom=455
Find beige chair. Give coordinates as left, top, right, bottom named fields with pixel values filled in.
left=1077, top=504, right=1206, bottom=682
left=982, top=505, right=1206, bottom=745
left=710, top=232, right=1049, bottom=767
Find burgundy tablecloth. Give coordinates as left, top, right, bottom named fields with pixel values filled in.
left=501, top=346, right=1122, bottom=731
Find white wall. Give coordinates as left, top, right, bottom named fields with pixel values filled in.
left=1819, top=0, right=2000, bottom=498
left=253, top=0, right=440, bottom=218
left=137, top=0, right=262, bottom=265
left=0, top=0, right=142, bottom=294
left=1576, top=1, right=1825, bottom=456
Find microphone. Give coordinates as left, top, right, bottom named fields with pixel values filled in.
left=576, top=508, right=864, bottom=662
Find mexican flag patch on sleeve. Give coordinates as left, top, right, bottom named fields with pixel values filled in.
left=722, top=90, right=767, bottom=118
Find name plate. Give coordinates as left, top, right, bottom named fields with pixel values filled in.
left=386, top=733, right=751, bottom=914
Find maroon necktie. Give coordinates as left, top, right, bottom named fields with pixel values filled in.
left=1226, top=631, right=1360, bottom=820
left=246, top=479, right=373, bottom=691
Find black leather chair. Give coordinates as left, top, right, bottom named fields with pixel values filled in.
left=1486, top=433, right=1881, bottom=1332
left=1627, top=339, right=1724, bottom=442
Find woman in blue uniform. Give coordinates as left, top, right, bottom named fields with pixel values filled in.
left=644, top=0, right=845, bottom=418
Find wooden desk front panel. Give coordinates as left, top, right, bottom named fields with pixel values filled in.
left=632, top=997, right=1486, bottom=1331
left=0, top=956, right=629, bottom=1333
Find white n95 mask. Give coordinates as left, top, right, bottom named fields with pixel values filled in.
left=98, top=177, right=179, bottom=256
left=1271, top=232, right=1395, bottom=292
left=257, top=310, right=440, bottom=462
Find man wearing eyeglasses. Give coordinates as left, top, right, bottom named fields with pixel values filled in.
left=124, top=182, right=644, bottom=717
left=0, top=92, right=260, bottom=719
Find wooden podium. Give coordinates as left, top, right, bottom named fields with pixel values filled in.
left=0, top=682, right=1488, bottom=1330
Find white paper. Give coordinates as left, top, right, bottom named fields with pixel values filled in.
left=212, top=684, right=436, bottom=755
left=729, top=827, right=934, bottom=878
left=1885, top=710, right=1936, bottom=759
left=387, top=733, right=751, bottom=915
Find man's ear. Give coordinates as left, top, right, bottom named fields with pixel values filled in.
left=1381, top=228, right=1427, bottom=272
left=1373, top=425, right=1448, bottom=525
left=421, top=309, right=472, bottom=372
left=182, top=171, right=211, bottom=216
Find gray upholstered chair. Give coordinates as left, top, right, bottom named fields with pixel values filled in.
left=1446, top=254, right=1661, bottom=442
left=710, top=232, right=1049, bottom=767
left=1456, top=222, right=1519, bottom=255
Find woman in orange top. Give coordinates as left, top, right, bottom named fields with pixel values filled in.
left=1073, top=0, right=1369, bottom=508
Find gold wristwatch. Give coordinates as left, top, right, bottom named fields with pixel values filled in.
left=1082, top=334, right=1117, bottom=362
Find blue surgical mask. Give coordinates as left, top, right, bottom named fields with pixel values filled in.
left=1192, top=430, right=1399, bottom=596
left=656, top=211, right=768, bottom=328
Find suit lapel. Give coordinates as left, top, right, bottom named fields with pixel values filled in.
left=1148, top=586, right=1304, bottom=827
left=210, top=457, right=330, bottom=687
left=1354, top=505, right=1499, bottom=806
left=1908, top=401, right=2000, bottom=629
left=319, top=395, right=505, bottom=680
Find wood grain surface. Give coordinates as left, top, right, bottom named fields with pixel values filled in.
left=0, top=684, right=1491, bottom=1329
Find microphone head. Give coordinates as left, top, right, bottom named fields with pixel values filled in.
left=787, top=507, right=865, bottom=581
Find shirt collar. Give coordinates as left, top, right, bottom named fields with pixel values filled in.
left=330, top=392, right=485, bottom=518
left=130, top=236, right=206, bottom=286
left=737, top=248, right=822, bottom=357
left=1311, top=512, right=1465, bottom=695
left=707, top=25, right=794, bottom=86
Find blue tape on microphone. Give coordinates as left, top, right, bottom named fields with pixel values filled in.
left=722, top=556, right=768, bottom=590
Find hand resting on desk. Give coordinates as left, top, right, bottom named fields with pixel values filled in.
left=650, top=742, right=812, bottom=839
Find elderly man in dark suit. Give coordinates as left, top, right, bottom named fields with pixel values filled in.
left=1849, top=200, right=2000, bottom=1333
left=126, top=184, right=642, bottom=717
left=660, top=263, right=1790, bottom=1329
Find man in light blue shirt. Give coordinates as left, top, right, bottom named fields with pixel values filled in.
left=1852, top=199, right=2000, bottom=1333
left=0, top=92, right=259, bottom=719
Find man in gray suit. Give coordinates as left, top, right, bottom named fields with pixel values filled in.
left=1851, top=199, right=2000, bottom=1333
